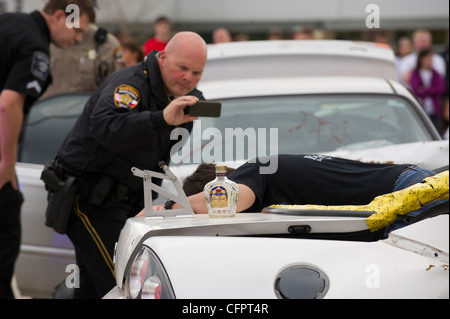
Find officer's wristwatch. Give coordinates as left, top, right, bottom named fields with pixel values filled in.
left=164, top=199, right=176, bottom=210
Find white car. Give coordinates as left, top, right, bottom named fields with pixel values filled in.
left=15, top=40, right=448, bottom=298
left=105, top=207, right=449, bottom=299
left=104, top=41, right=449, bottom=300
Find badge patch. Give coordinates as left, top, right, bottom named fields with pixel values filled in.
left=114, top=84, right=140, bottom=109
left=114, top=46, right=126, bottom=67
left=31, top=51, right=50, bottom=81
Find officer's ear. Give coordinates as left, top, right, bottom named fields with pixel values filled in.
left=159, top=51, right=167, bottom=62
left=158, top=51, right=167, bottom=68
left=51, top=9, right=67, bottom=26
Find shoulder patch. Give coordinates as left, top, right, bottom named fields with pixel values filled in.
left=31, top=51, right=50, bottom=81
left=114, top=46, right=126, bottom=67
left=114, top=84, right=141, bottom=109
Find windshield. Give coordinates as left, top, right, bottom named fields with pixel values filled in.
left=170, top=94, right=434, bottom=165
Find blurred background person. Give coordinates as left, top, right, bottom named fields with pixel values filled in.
left=41, top=0, right=123, bottom=99
left=441, top=94, right=449, bottom=139
left=142, top=16, right=171, bottom=56
left=121, top=38, right=144, bottom=66
left=234, top=32, right=249, bottom=41
left=212, top=27, right=232, bottom=43
left=410, top=48, right=447, bottom=131
left=441, top=30, right=449, bottom=92
left=397, top=29, right=446, bottom=88
left=291, top=25, right=313, bottom=40
left=395, top=36, right=413, bottom=82
left=267, top=28, right=284, bottom=40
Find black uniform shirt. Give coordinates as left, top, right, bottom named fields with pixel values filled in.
left=228, top=154, right=409, bottom=212
left=57, top=51, right=205, bottom=194
left=0, top=11, right=51, bottom=112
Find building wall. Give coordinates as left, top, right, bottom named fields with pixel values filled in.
left=3, top=0, right=448, bottom=30
left=1, top=0, right=448, bottom=46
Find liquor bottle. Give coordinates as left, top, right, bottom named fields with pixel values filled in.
left=204, top=164, right=239, bottom=217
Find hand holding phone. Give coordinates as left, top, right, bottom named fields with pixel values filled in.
left=164, top=96, right=199, bottom=126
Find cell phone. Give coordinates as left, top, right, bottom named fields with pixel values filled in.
left=189, top=101, right=222, bottom=117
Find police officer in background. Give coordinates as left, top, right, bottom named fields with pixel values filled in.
left=0, top=0, right=95, bottom=299
left=40, top=0, right=124, bottom=99
left=52, top=31, right=208, bottom=298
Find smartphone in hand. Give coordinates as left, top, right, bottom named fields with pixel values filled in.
left=188, top=101, right=222, bottom=117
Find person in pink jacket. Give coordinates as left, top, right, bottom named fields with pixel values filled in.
left=410, top=48, right=447, bottom=132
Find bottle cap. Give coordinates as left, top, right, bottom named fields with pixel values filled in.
left=215, top=164, right=227, bottom=173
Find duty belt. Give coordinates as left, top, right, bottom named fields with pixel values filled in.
left=55, top=158, right=136, bottom=206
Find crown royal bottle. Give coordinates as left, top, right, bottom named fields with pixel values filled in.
left=204, top=164, right=239, bottom=217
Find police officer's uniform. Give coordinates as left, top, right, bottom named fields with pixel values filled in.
left=0, top=11, right=52, bottom=299
left=0, top=11, right=52, bottom=109
left=55, top=51, right=205, bottom=298
left=40, top=24, right=124, bottom=99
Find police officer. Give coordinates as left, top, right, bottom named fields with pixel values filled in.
left=54, top=31, right=208, bottom=298
left=40, top=24, right=124, bottom=99
left=0, top=0, right=94, bottom=299
left=40, top=0, right=124, bottom=99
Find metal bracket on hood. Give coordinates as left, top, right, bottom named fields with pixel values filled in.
left=132, top=162, right=194, bottom=218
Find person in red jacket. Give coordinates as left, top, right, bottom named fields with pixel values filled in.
left=410, top=48, right=447, bottom=131
left=142, top=16, right=171, bottom=56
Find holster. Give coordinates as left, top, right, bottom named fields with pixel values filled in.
left=41, top=160, right=79, bottom=234
left=84, top=175, right=131, bottom=206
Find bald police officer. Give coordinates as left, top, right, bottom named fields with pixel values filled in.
left=52, top=32, right=208, bottom=298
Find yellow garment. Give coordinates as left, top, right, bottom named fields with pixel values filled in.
left=270, top=170, right=449, bottom=232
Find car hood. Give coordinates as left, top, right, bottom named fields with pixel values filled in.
left=150, top=216, right=449, bottom=298
left=113, top=214, right=448, bottom=298
left=114, top=211, right=372, bottom=288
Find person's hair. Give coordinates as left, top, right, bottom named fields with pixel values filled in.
left=395, top=36, right=411, bottom=56
left=182, top=163, right=235, bottom=196
left=415, top=48, right=433, bottom=71
left=154, top=16, right=170, bottom=25
left=43, top=0, right=96, bottom=23
left=412, top=28, right=431, bottom=41
left=121, top=39, right=144, bottom=62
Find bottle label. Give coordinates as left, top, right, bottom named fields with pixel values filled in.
left=210, top=186, right=228, bottom=208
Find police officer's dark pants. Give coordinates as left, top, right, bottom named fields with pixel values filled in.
left=66, top=198, right=134, bottom=299
left=0, top=183, right=23, bottom=299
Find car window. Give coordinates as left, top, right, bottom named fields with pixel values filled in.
left=19, top=94, right=90, bottom=165
left=171, top=94, right=434, bottom=165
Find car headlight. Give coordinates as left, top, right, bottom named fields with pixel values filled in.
left=124, top=246, right=175, bottom=299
